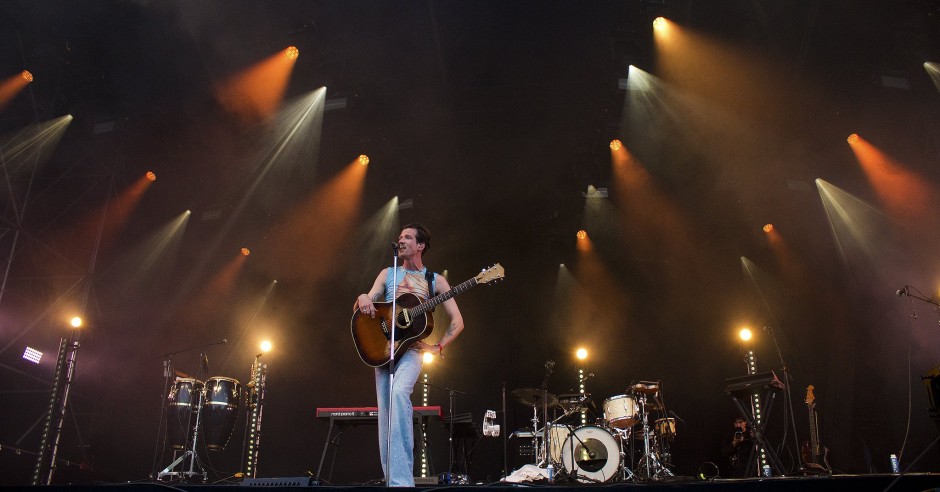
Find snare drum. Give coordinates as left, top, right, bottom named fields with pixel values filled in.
left=202, top=376, right=241, bottom=450
left=603, top=394, right=639, bottom=429
left=166, top=378, right=203, bottom=449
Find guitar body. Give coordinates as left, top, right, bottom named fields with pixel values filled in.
left=351, top=292, right=435, bottom=368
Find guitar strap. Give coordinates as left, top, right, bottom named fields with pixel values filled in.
left=425, top=269, right=435, bottom=311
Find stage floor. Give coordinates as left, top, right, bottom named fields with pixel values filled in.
left=12, top=473, right=940, bottom=491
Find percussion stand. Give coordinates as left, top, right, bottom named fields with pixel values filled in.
left=637, top=393, right=672, bottom=480
left=154, top=339, right=224, bottom=482
left=157, top=386, right=207, bottom=482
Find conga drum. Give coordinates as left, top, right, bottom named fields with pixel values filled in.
left=166, top=378, right=203, bottom=449
left=202, top=376, right=241, bottom=450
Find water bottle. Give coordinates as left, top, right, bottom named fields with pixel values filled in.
left=761, top=464, right=771, bottom=477
left=546, top=463, right=554, bottom=483
left=890, top=454, right=900, bottom=473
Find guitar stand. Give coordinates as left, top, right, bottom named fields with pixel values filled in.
left=729, top=388, right=786, bottom=476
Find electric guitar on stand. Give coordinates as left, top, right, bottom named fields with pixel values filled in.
left=351, top=263, right=504, bottom=367
left=801, top=385, right=831, bottom=473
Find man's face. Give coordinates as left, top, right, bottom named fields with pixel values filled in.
left=398, top=228, right=424, bottom=258
left=733, top=419, right=748, bottom=431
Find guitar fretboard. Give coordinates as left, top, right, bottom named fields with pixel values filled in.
left=411, top=278, right=478, bottom=315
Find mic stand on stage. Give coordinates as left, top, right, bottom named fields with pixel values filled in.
left=385, top=242, right=400, bottom=487
left=766, top=326, right=801, bottom=475
left=540, top=361, right=554, bottom=468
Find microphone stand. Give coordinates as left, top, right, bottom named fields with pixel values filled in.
left=540, top=361, right=554, bottom=469
left=766, top=326, right=800, bottom=475
left=897, top=285, right=940, bottom=319
left=385, top=243, right=400, bottom=487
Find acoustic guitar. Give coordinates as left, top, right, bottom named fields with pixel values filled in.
left=351, top=263, right=504, bottom=367
left=801, top=385, right=831, bottom=473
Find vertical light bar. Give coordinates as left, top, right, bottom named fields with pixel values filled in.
left=746, top=349, right=769, bottom=473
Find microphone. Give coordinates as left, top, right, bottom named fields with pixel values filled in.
left=897, top=286, right=908, bottom=297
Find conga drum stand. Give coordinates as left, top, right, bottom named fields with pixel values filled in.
left=158, top=386, right=207, bottom=482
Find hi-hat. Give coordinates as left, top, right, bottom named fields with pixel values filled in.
left=511, top=388, right=559, bottom=408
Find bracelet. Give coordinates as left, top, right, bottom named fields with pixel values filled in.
left=436, top=343, right=444, bottom=358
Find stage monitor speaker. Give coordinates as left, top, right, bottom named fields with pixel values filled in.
left=241, top=476, right=321, bottom=487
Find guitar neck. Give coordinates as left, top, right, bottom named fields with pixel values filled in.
left=411, top=278, right=477, bottom=315
left=807, top=403, right=820, bottom=455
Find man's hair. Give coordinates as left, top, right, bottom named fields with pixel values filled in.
left=402, top=223, right=431, bottom=255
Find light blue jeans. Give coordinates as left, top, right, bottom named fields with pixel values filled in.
left=375, top=348, right=421, bottom=486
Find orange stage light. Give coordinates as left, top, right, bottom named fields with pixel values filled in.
left=846, top=133, right=859, bottom=144
left=241, top=247, right=251, bottom=256
left=146, top=171, right=156, bottom=181
left=762, top=224, right=773, bottom=233
left=0, top=71, right=33, bottom=109
left=652, top=17, right=667, bottom=30
left=358, top=154, right=370, bottom=166
left=849, top=135, right=936, bottom=223
left=576, top=230, right=587, bottom=240
left=286, top=46, right=299, bottom=60
left=609, top=139, right=623, bottom=151
left=216, top=48, right=299, bottom=123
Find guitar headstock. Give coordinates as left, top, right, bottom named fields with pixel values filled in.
left=475, top=263, right=505, bottom=284
left=805, top=385, right=815, bottom=405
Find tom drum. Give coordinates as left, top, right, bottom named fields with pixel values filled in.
left=603, top=394, right=638, bottom=429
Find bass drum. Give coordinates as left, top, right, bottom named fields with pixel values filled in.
left=202, top=377, right=241, bottom=450
left=166, top=378, right=203, bottom=450
left=560, top=425, right=622, bottom=483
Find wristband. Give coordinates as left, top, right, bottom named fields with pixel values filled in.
left=436, top=343, right=444, bottom=358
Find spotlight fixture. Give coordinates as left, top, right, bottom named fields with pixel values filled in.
left=286, top=46, right=299, bottom=60
left=576, top=230, right=587, bottom=240
left=358, top=154, right=370, bottom=166
left=146, top=171, right=156, bottom=181
left=241, top=247, right=251, bottom=256
left=847, top=133, right=859, bottom=144
left=422, top=352, right=435, bottom=364
left=21, top=70, right=33, bottom=82
left=576, top=347, right=588, bottom=360
left=738, top=328, right=752, bottom=342
left=23, top=347, right=42, bottom=364
left=652, top=17, right=667, bottom=30
left=70, top=317, right=83, bottom=328
left=609, top=139, right=623, bottom=151
left=260, top=340, right=272, bottom=353
left=762, top=224, right=773, bottom=233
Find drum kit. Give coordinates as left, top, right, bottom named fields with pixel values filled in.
left=511, top=380, right=676, bottom=483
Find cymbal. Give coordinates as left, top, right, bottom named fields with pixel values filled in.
left=511, top=388, right=559, bottom=408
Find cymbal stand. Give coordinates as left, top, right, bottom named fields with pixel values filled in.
left=530, top=405, right=543, bottom=466
left=636, top=393, right=672, bottom=480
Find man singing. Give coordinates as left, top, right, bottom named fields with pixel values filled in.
left=356, top=223, right=464, bottom=486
